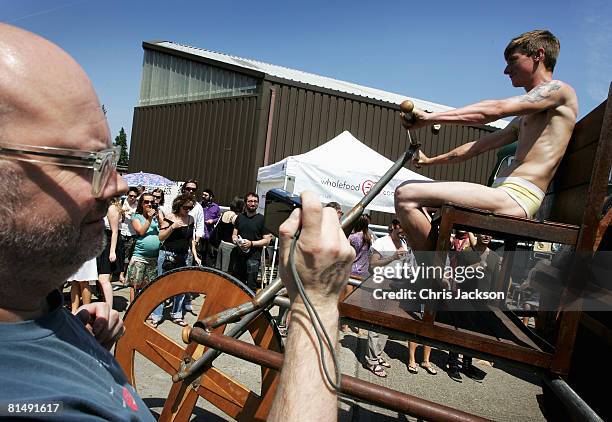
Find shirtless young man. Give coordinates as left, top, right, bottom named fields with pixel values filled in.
left=395, top=29, right=579, bottom=251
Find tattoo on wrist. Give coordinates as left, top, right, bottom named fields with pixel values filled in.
left=320, top=261, right=351, bottom=282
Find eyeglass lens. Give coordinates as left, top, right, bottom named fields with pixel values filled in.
left=92, top=149, right=118, bottom=198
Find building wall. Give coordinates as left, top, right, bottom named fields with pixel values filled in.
left=266, top=82, right=498, bottom=185
left=130, top=74, right=503, bottom=225
left=139, top=49, right=259, bottom=106
left=129, top=94, right=263, bottom=203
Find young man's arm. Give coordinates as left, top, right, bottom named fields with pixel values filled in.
left=416, top=118, right=519, bottom=167
left=268, top=191, right=355, bottom=422
left=403, top=80, right=574, bottom=129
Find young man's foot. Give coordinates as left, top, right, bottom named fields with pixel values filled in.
left=407, top=363, right=418, bottom=374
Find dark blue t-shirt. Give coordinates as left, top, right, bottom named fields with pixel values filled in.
left=0, top=291, right=154, bottom=421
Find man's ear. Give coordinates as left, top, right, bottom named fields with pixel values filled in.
left=533, top=47, right=545, bottom=63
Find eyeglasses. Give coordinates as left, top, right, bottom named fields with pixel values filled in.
left=184, top=187, right=196, bottom=192
left=0, top=142, right=120, bottom=198
left=153, top=195, right=162, bottom=199
left=128, top=194, right=138, bottom=198
left=142, top=200, right=155, bottom=205
left=182, top=206, right=194, bottom=211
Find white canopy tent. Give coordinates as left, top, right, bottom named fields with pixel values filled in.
left=256, top=131, right=430, bottom=284
left=256, top=130, right=430, bottom=214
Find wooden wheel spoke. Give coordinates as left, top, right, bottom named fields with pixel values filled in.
left=115, top=268, right=281, bottom=421
left=158, top=380, right=200, bottom=422
left=196, top=367, right=259, bottom=419
left=134, top=324, right=187, bottom=376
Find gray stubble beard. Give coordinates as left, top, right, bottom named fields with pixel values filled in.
left=0, top=165, right=106, bottom=296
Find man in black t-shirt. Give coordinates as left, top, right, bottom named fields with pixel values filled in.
left=231, top=192, right=272, bottom=291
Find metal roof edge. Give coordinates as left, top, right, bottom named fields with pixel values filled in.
left=145, top=41, right=509, bottom=130
left=142, top=42, right=266, bottom=80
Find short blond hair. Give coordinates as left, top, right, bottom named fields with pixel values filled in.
left=504, top=30, right=560, bottom=71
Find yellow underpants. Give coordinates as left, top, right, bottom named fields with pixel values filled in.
left=492, top=177, right=545, bottom=219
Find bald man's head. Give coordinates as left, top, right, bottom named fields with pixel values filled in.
left=0, top=24, right=121, bottom=303
left=0, top=23, right=105, bottom=150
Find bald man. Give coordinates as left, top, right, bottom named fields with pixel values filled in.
left=0, top=24, right=153, bottom=420
left=0, top=24, right=356, bottom=421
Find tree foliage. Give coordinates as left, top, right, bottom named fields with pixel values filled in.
left=114, top=127, right=129, bottom=167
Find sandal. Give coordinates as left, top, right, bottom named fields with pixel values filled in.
left=172, top=318, right=187, bottom=327
left=366, top=363, right=387, bottom=378
left=146, top=318, right=159, bottom=328
left=407, top=364, right=419, bottom=374
left=421, top=363, right=438, bottom=375
left=378, top=357, right=391, bottom=368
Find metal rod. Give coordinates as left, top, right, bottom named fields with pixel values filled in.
left=341, top=136, right=419, bottom=236
left=198, top=278, right=285, bottom=329
left=173, top=307, right=266, bottom=383
left=543, top=376, right=604, bottom=422
left=198, top=135, right=419, bottom=328
left=188, top=327, right=490, bottom=422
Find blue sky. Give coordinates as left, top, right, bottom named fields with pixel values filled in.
left=3, top=0, right=611, bottom=145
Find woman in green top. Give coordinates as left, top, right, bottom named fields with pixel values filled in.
left=126, top=192, right=161, bottom=303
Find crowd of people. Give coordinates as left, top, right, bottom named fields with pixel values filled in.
left=0, top=22, right=579, bottom=421
left=66, top=176, right=277, bottom=328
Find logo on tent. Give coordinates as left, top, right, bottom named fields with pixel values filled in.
left=361, top=179, right=375, bottom=195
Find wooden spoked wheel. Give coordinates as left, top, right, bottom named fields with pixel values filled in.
left=115, top=267, right=282, bottom=422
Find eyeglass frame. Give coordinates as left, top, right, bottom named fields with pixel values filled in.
left=0, top=142, right=120, bottom=198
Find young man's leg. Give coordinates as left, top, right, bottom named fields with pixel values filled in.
left=395, top=181, right=526, bottom=251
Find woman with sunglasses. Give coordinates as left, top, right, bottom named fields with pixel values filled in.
left=151, top=188, right=167, bottom=216
left=148, top=194, right=199, bottom=327
left=126, top=193, right=161, bottom=303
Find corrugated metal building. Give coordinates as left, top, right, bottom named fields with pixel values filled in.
left=129, top=41, right=509, bottom=221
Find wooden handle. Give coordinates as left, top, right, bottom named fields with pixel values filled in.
left=400, top=100, right=414, bottom=123
left=400, top=100, right=414, bottom=113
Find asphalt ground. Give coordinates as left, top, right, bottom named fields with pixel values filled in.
left=67, top=282, right=547, bottom=421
